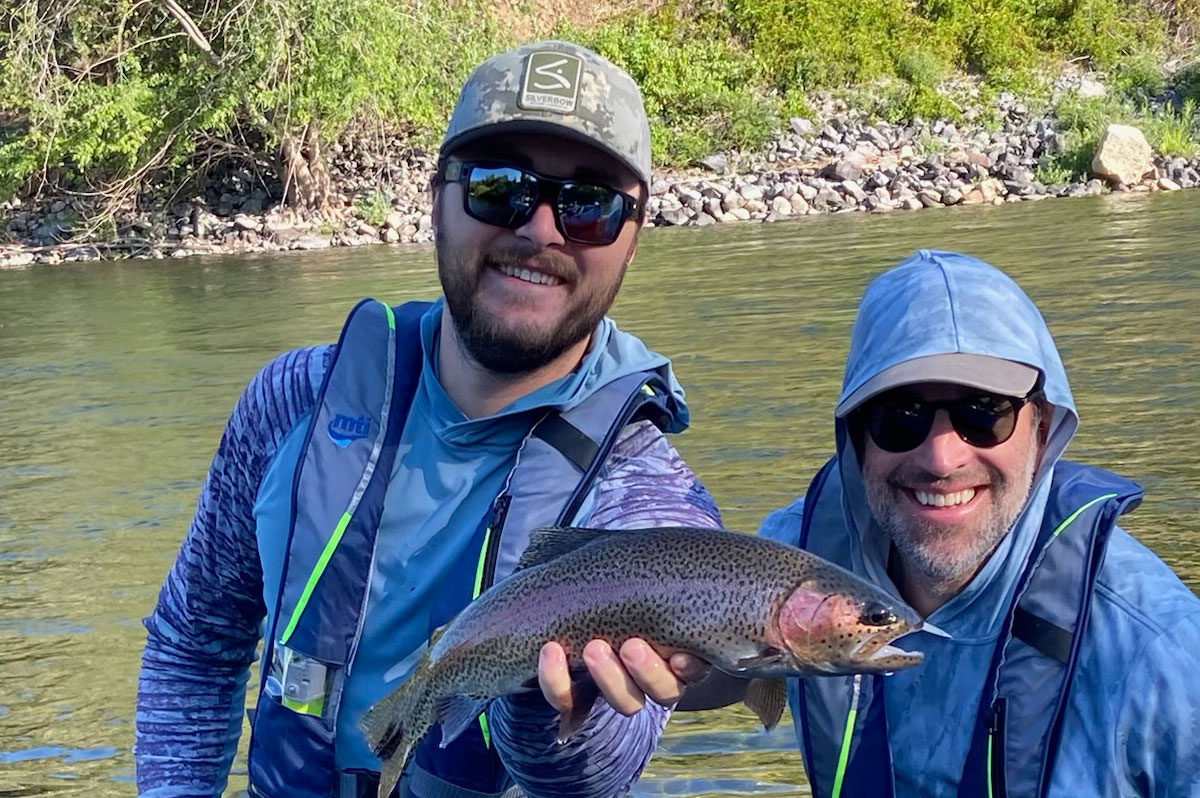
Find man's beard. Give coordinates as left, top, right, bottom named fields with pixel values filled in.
left=437, top=234, right=626, bottom=375
left=863, top=440, right=1040, bottom=584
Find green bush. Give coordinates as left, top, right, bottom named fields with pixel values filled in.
left=0, top=0, right=508, bottom=200
left=0, top=0, right=1194, bottom=209
left=1146, top=99, right=1199, bottom=158
left=558, top=8, right=779, bottom=165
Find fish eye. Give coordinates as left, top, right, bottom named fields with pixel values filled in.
left=859, top=602, right=898, bottom=627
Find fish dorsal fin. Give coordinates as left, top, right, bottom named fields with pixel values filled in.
left=515, top=526, right=618, bottom=572
left=744, top=677, right=788, bottom=731
left=436, top=696, right=490, bottom=747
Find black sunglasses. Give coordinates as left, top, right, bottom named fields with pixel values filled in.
left=441, top=161, right=643, bottom=246
left=860, top=388, right=1044, bottom=454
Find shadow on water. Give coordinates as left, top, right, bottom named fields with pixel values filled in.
left=1, top=191, right=1198, bottom=796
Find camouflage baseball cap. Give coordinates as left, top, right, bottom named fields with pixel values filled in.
left=440, top=40, right=653, bottom=187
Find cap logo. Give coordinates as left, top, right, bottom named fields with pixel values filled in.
left=519, top=51, right=582, bottom=114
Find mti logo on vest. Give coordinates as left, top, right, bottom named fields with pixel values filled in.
left=327, top=414, right=371, bottom=447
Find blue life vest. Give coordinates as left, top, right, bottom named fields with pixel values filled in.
left=246, top=299, right=682, bottom=798
left=792, top=459, right=1142, bottom=798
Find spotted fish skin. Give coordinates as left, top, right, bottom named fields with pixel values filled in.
left=362, top=526, right=923, bottom=795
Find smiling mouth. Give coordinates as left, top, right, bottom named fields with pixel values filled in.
left=912, top=487, right=977, bottom=508
left=495, top=263, right=564, bottom=286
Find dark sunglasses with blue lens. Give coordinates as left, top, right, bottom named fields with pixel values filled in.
left=860, top=387, right=1044, bottom=453
left=441, top=161, right=643, bottom=246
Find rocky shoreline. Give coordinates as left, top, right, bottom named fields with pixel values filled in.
left=3, top=80, right=1198, bottom=269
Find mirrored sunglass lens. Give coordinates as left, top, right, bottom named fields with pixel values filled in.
left=466, top=166, right=538, bottom=228
left=558, top=183, right=624, bottom=243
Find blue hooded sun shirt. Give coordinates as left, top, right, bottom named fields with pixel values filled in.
left=762, top=250, right=1200, bottom=797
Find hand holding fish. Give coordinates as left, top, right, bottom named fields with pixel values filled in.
left=537, top=638, right=710, bottom=716
left=362, top=526, right=924, bottom=798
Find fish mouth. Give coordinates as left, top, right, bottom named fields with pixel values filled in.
left=850, top=626, right=925, bottom=668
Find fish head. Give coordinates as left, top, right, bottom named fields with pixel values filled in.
left=775, top=575, right=925, bottom=675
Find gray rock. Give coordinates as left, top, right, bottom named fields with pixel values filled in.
left=1092, top=125, right=1153, bottom=185
left=789, top=194, right=811, bottom=215
left=942, top=188, right=964, bottom=205
left=829, top=152, right=867, bottom=182
left=770, top=196, right=793, bottom=216
left=739, top=183, right=765, bottom=202
left=1158, top=177, right=1182, bottom=191
left=658, top=207, right=691, bottom=226
left=694, top=212, right=718, bottom=226
left=841, top=180, right=868, bottom=202
left=700, top=154, right=730, bottom=174
left=790, top=117, right=815, bottom=136
left=918, top=189, right=943, bottom=207
left=900, top=197, right=925, bottom=211
left=233, top=214, right=261, bottom=232
left=1077, top=77, right=1107, bottom=99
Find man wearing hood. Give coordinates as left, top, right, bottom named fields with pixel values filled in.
left=135, top=41, right=720, bottom=798
left=757, top=250, right=1200, bottom=796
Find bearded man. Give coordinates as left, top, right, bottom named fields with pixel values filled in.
left=758, top=250, right=1200, bottom=797
left=134, top=41, right=720, bottom=798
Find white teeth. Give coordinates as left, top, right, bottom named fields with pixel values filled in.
left=914, top=488, right=976, bottom=507
left=498, top=264, right=561, bottom=286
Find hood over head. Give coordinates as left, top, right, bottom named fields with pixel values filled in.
left=834, top=250, right=1079, bottom=627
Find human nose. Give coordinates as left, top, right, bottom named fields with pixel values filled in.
left=514, top=200, right=566, bottom=247
left=912, top=409, right=972, bottom=476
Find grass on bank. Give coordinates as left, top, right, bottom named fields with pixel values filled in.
left=1, top=0, right=1199, bottom=210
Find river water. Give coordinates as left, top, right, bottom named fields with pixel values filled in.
left=2, top=191, right=1198, bottom=796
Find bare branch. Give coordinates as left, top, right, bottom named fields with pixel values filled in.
left=159, top=0, right=222, bottom=66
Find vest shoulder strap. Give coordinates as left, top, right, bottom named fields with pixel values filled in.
left=961, top=460, right=1143, bottom=798
left=480, top=370, right=680, bottom=590
left=270, top=299, right=429, bottom=663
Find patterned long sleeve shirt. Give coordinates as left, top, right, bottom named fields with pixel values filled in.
left=136, top=345, right=722, bottom=797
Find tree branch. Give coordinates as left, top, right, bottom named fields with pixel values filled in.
left=159, top=0, right=222, bottom=66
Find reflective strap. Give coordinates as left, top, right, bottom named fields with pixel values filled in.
left=1050, top=494, right=1117, bottom=540
left=473, top=527, right=493, bottom=600
left=471, top=528, right=494, bottom=749
left=281, top=511, right=352, bottom=644
left=280, top=299, right=399, bottom=647
left=987, top=733, right=995, bottom=798
left=831, top=674, right=863, bottom=798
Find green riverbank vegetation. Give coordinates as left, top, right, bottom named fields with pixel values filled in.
left=2, top=0, right=1199, bottom=216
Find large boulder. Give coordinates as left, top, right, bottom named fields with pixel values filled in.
left=1091, top=125, right=1153, bottom=186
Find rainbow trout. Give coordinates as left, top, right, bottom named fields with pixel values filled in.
left=362, top=526, right=923, bottom=795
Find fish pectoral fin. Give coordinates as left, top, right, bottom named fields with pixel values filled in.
left=734, top=647, right=786, bottom=671
left=556, top=677, right=601, bottom=743
left=435, top=696, right=490, bottom=747
left=744, top=677, right=788, bottom=731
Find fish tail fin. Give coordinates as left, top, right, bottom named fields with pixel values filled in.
left=361, top=676, right=432, bottom=797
